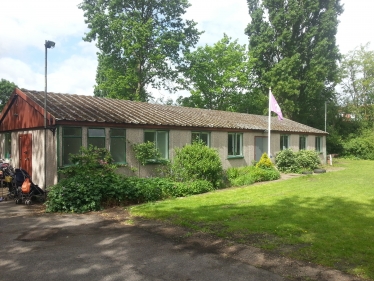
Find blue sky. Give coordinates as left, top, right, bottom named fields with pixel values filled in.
left=0, top=0, right=373, bottom=98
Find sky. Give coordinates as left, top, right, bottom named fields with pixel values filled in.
left=0, top=0, right=373, bottom=99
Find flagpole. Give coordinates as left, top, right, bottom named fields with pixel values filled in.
left=268, top=87, right=271, bottom=158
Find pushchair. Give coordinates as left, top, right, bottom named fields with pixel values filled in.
left=0, top=161, right=17, bottom=200
left=14, top=168, right=45, bottom=205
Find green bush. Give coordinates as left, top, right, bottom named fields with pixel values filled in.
left=165, top=180, right=214, bottom=197
left=342, top=130, right=374, bottom=160
left=256, top=153, right=274, bottom=169
left=45, top=146, right=120, bottom=213
left=295, top=150, right=321, bottom=170
left=132, top=141, right=161, bottom=165
left=45, top=173, right=120, bottom=213
left=171, top=140, right=223, bottom=188
left=227, top=165, right=280, bottom=187
left=276, top=149, right=321, bottom=173
left=275, top=149, right=299, bottom=173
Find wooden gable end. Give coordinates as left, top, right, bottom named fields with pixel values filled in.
left=0, top=88, right=55, bottom=132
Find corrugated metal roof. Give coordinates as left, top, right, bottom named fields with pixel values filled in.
left=21, top=89, right=327, bottom=134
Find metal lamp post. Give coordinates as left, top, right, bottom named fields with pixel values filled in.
left=44, top=40, right=55, bottom=190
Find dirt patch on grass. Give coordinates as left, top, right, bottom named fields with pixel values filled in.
left=28, top=164, right=361, bottom=281
left=94, top=206, right=364, bottom=281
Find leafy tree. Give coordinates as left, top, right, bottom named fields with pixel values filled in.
left=0, top=79, right=17, bottom=112
left=177, top=34, right=259, bottom=112
left=339, top=44, right=374, bottom=123
left=245, top=0, right=343, bottom=128
left=79, top=0, right=201, bottom=101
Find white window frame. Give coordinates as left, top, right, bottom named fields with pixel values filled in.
left=280, top=135, right=289, bottom=150
left=315, top=136, right=323, bottom=152
left=144, top=130, right=169, bottom=159
left=228, top=133, right=243, bottom=157
left=299, top=135, right=307, bottom=150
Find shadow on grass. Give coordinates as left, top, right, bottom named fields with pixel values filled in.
left=148, top=195, right=374, bottom=280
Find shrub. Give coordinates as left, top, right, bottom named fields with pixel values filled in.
left=45, top=172, right=120, bottom=213
left=275, top=149, right=299, bottom=173
left=132, top=141, right=161, bottom=165
left=171, top=140, right=223, bottom=188
left=256, top=153, right=274, bottom=169
left=276, top=149, right=321, bottom=173
left=165, top=180, right=214, bottom=197
left=227, top=166, right=280, bottom=187
left=342, top=130, right=374, bottom=160
left=46, top=146, right=120, bottom=213
left=295, top=150, right=320, bottom=170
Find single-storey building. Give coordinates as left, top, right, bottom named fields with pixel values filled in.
left=0, top=88, right=327, bottom=188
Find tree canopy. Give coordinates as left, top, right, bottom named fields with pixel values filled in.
left=245, top=0, right=343, bottom=128
left=0, top=79, right=17, bottom=112
left=339, top=43, right=374, bottom=122
left=79, top=0, right=201, bottom=101
left=177, top=34, right=259, bottom=112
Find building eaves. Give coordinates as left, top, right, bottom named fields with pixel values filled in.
left=21, top=89, right=327, bottom=135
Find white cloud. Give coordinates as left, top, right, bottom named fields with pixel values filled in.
left=186, top=0, right=250, bottom=46
left=336, top=0, right=374, bottom=54
left=1, top=0, right=374, bottom=100
left=0, top=58, right=44, bottom=89
left=0, top=0, right=86, bottom=55
left=48, top=54, right=97, bottom=95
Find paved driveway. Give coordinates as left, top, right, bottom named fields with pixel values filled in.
left=0, top=201, right=284, bottom=281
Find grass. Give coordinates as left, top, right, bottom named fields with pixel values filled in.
left=129, top=159, right=374, bottom=280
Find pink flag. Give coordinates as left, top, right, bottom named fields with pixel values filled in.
left=270, top=91, right=283, bottom=120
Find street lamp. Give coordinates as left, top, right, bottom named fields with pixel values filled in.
left=44, top=40, right=55, bottom=190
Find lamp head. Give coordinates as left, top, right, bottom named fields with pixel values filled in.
left=45, top=40, right=55, bottom=49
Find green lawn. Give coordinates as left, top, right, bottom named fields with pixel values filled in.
left=130, top=159, right=374, bottom=280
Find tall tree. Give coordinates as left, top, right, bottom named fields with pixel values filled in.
left=339, top=44, right=374, bottom=122
left=245, top=0, right=343, bottom=128
left=79, top=0, right=201, bottom=101
left=177, top=34, right=259, bottom=113
left=0, top=79, right=17, bottom=112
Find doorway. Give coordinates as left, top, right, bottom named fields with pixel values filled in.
left=19, top=134, right=32, bottom=177
left=255, top=136, right=268, bottom=162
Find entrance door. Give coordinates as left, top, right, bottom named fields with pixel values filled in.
left=19, top=134, right=32, bottom=177
left=255, top=136, right=268, bottom=162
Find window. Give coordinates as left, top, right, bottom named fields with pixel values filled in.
left=62, top=127, right=82, bottom=165
left=88, top=128, right=105, bottom=148
left=280, top=135, right=289, bottom=150
left=315, top=136, right=322, bottom=152
left=228, top=133, right=243, bottom=157
left=110, top=129, right=126, bottom=163
left=144, top=130, right=169, bottom=159
left=192, top=132, right=210, bottom=146
left=4, top=133, right=11, bottom=159
left=299, top=136, right=307, bottom=150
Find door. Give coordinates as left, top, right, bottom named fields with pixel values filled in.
left=19, top=134, right=32, bottom=177
left=255, top=136, right=268, bottom=162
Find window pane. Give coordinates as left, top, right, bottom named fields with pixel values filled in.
left=111, top=137, right=126, bottom=163
left=315, top=137, right=322, bottom=152
left=144, top=131, right=155, bottom=143
left=228, top=134, right=234, bottom=156
left=63, top=138, right=81, bottom=165
left=88, top=128, right=105, bottom=137
left=281, top=135, right=288, bottom=150
left=156, top=131, right=168, bottom=158
left=111, top=129, right=126, bottom=137
left=4, top=133, right=11, bottom=158
left=88, top=138, right=105, bottom=148
left=200, top=133, right=209, bottom=146
left=299, top=136, right=306, bottom=150
left=192, top=132, right=200, bottom=143
left=236, top=134, right=242, bottom=155
left=63, top=127, right=81, bottom=137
